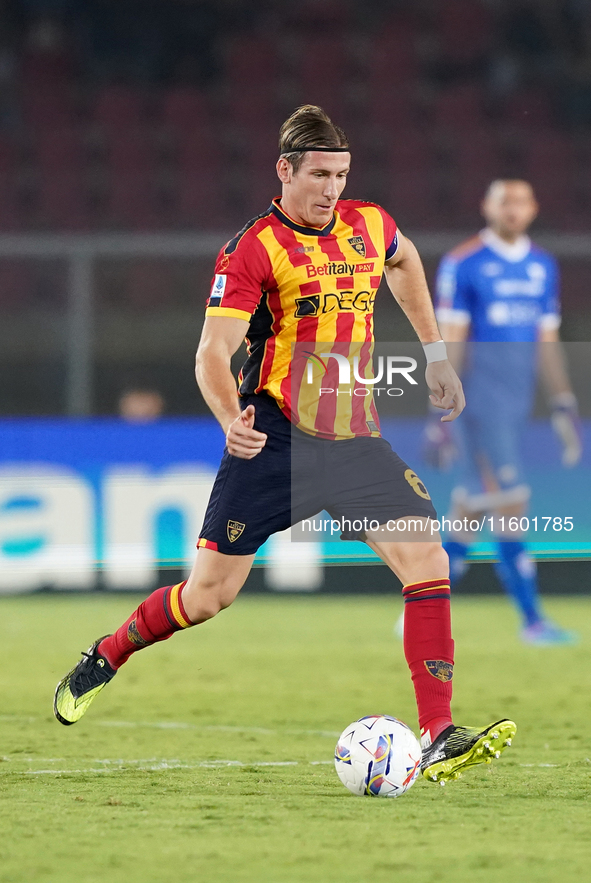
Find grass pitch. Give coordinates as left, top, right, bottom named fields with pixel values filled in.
left=1, top=592, right=590, bottom=883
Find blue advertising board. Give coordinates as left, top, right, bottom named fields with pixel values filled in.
left=0, top=418, right=589, bottom=593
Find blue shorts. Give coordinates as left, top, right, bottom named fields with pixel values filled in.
left=198, top=393, right=437, bottom=555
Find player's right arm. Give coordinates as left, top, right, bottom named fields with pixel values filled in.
left=195, top=228, right=272, bottom=459
left=195, top=316, right=268, bottom=459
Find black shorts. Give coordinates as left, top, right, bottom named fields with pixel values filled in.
left=198, top=393, right=437, bottom=555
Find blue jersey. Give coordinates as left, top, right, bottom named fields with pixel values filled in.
left=435, top=230, right=561, bottom=415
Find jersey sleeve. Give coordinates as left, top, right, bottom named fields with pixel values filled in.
left=205, top=232, right=271, bottom=321
left=434, top=256, right=473, bottom=326
left=377, top=207, right=399, bottom=260
left=538, top=254, right=561, bottom=332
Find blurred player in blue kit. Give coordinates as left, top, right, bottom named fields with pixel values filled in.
left=426, top=180, right=582, bottom=645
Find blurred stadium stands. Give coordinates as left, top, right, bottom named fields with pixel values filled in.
left=1, top=1, right=591, bottom=590
left=1, top=0, right=591, bottom=416
left=1, top=0, right=591, bottom=234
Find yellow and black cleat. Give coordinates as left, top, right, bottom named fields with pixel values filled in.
left=53, top=636, right=117, bottom=725
left=421, top=719, right=517, bottom=785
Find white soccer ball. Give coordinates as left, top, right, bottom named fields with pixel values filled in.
left=334, top=715, right=422, bottom=797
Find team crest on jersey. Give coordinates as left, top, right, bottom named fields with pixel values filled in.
left=425, top=660, right=454, bottom=682
left=347, top=235, right=366, bottom=257
left=227, top=520, right=245, bottom=543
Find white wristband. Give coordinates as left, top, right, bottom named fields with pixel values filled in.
left=423, top=340, right=448, bottom=363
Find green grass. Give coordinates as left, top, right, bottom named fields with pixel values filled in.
left=1, top=593, right=591, bottom=883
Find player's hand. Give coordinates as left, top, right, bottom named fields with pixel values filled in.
left=550, top=393, right=582, bottom=467
left=225, top=404, right=268, bottom=459
left=422, top=416, right=457, bottom=470
left=426, top=360, right=465, bottom=422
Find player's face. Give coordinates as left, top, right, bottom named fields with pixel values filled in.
left=482, top=181, right=538, bottom=239
left=277, top=151, right=350, bottom=227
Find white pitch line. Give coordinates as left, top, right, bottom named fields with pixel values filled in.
left=519, top=763, right=559, bottom=768
left=1, top=759, right=567, bottom=776
left=0, top=714, right=340, bottom=739
left=98, top=720, right=275, bottom=735
left=96, top=720, right=341, bottom=738
left=4, top=759, right=333, bottom=776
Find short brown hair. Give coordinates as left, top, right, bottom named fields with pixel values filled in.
left=279, top=105, right=349, bottom=173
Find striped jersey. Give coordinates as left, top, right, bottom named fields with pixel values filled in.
left=205, top=197, right=398, bottom=440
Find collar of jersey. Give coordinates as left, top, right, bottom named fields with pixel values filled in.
left=480, top=228, right=531, bottom=263
left=271, top=197, right=336, bottom=236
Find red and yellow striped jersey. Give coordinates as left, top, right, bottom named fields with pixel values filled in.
left=205, top=197, right=398, bottom=440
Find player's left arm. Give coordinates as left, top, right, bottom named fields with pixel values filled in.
left=536, top=255, right=574, bottom=399
left=538, top=326, right=582, bottom=466
left=384, top=232, right=465, bottom=421
left=535, top=254, right=582, bottom=465
left=538, top=326, right=574, bottom=398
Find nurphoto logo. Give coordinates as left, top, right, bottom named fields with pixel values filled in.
left=303, top=352, right=418, bottom=397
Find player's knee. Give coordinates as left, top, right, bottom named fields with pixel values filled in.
left=424, top=542, right=449, bottom=577
left=395, top=541, right=449, bottom=584
left=183, top=590, right=226, bottom=624
left=182, top=574, right=242, bottom=624
left=189, top=601, right=223, bottom=624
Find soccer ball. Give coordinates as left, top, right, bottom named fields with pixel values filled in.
left=334, top=715, right=422, bottom=797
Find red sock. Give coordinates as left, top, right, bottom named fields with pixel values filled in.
left=98, top=582, right=192, bottom=669
left=402, top=578, right=454, bottom=744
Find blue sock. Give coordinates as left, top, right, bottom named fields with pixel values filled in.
left=493, top=542, right=542, bottom=627
left=443, top=540, right=469, bottom=583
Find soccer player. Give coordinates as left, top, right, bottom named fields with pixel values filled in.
left=54, top=106, right=516, bottom=784
left=426, top=179, right=581, bottom=644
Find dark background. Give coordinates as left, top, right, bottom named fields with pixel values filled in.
left=0, top=2, right=589, bottom=593
left=1, top=0, right=591, bottom=417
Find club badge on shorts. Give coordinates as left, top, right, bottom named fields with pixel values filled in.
left=227, top=520, right=245, bottom=543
